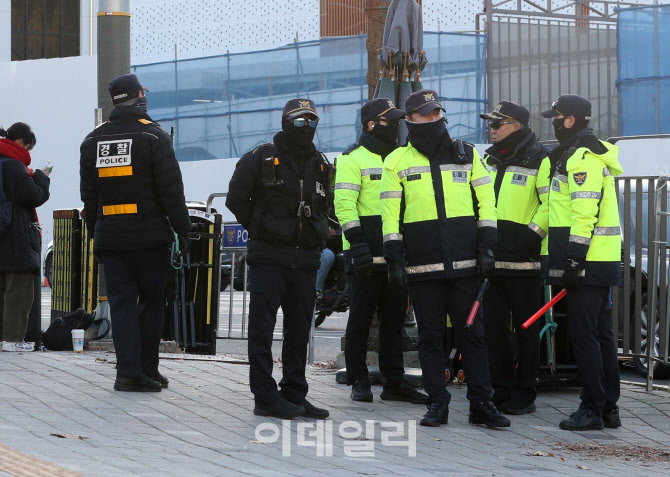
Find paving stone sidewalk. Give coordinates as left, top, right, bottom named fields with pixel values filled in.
left=1, top=351, right=669, bottom=477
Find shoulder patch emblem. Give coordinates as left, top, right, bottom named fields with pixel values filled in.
left=138, top=119, right=153, bottom=125
left=573, top=172, right=587, bottom=186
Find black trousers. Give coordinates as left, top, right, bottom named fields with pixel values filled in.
left=567, top=285, right=620, bottom=415
left=344, top=271, right=407, bottom=387
left=102, top=245, right=171, bottom=379
left=247, top=263, right=316, bottom=404
left=483, top=277, right=542, bottom=404
left=409, top=277, right=492, bottom=403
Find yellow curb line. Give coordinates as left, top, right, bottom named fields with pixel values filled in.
left=0, top=442, right=83, bottom=477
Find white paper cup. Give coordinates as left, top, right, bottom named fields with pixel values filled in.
left=71, top=329, right=85, bottom=353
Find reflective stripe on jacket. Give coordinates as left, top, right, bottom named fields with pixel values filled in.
left=334, top=143, right=386, bottom=270
left=543, top=138, right=623, bottom=286
left=380, top=140, right=497, bottom=281
left=484, top=131, right=550, bottom=277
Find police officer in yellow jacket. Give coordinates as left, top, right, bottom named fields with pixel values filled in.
left=480, top=101, right=550, bottom=415
left=336, top=98, right=429, bottom=405
left=380, top=90, right=510, bottom=428
left=539, top=95, right=622, bottom=431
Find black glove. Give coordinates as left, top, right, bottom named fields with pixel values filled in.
left=477, top=249, right=496, bottom=278
left=388, top=261, right=408, bottom=289
left=562, top=258, right=585, bottom=290
left=349, top=242, right=374, bottom=278
left=518, top=226, right=543, bottom=257
left=177, top=234, right=191, bottom=256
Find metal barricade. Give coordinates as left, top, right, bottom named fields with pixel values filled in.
left=645, top=177, right=670, bottom=389
left=50, top=209, right=83, bottom=320
left=80, top=221, right=98, bottom=315
left=163, top=204, right=222, bottom=355
left=613, top=175, right=670, bottom=389
left=208, top=193, right=254, bottom=341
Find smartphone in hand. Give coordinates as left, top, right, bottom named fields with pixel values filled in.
left=40, top=161, right=54, bottom=173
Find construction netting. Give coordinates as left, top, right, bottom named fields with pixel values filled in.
left=132, top=32, right=487, bottom=161
left=617, top=4, right=670, bottom=136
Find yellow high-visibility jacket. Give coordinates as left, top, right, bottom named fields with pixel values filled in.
left=483, top=130, right=550, bottom=276
left=538, top=133, right=623, bottom=286
left=380, top=139, right=497, bottom=281
left=334, top=137, right=391, bottom=271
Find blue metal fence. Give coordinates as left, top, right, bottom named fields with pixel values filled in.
left=132, top=32, right=487, bottom=161
left=617, top=4, right=670, bottom=136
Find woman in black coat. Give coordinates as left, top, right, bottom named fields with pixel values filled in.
left=0, top=123, right=50, bottom=352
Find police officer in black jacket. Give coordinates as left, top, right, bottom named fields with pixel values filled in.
left=226, top=99, right=332, bottom=420
left=80, top=74, right=191, bottom=392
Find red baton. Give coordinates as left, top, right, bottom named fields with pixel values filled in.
left=465, top=279, right=490, bottom=330
left=521, top=288, right=567, bottom=330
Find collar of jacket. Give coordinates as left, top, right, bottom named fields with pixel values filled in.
left=109, top=105, right=154, bottom=122
left=0, top=138, right=32, bottom=170
left=550, top=127, right=606, bottom=165
left=485, top=128, right=535, bottom=166
left=358, top=131, right=396, bottom=159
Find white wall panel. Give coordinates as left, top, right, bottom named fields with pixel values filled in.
left=0, top=55, right=97, bottom=252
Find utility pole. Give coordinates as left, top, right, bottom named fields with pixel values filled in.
left=97, top=0, right=131, bottom=122
left=364, top=0, right=392, bottom=100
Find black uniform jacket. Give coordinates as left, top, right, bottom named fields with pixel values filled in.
left=226, top=132, right=332, bottom=271
left=79, top=106, right=190, bottom=252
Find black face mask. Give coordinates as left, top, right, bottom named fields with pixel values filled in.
left=369, top=123, right=399, bottom=146
left=116, top=95, right=148, bottom=112
left=493, top=127, right=527, bottom=156
left=406, top=117, right=450, bottom=159
left=281, top=118, right=316, bottom=156
left=553, top=117, right=573, bottom=141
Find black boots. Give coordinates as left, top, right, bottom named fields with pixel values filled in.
left=114, top=375, right=163, bottom=392
left=420, top=400, right=450, bottom=427
left=559, top=408, right=604, bottom=431
left=500, top=400, right=536, bottom=415
left=146, top=372, right=169, bottom=389
left=286, top=399, right=330, bottom=419
left=469, top=401, right=511, bottom=428
left=254, top=396, right=305, bottom=419
left=603, top=408, right=621, bottom=429
left=351, top=378, right=373, bottom=402
left=380, top=381, right=429, bottom=404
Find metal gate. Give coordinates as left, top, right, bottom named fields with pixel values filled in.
left=479, top=0, right=648, bottom=141
left=611, top=150, right=670, bottom=388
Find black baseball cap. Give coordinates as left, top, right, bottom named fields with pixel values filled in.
left=361, top=98, right=405, bottom=124
left=404, top=89, right=445, bottom=116
left=109, top=74, right=149, bottom=105
left=541, top=94, right=592, bottom=120
left=480, top=101, right=530, bottom=126
left=282, top=98, right=319, bottom=120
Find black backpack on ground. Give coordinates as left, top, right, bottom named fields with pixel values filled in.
left=42, top=308, right=109, bottom=351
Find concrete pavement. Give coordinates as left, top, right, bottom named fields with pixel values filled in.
left=1, top=350, right=670, bottom=477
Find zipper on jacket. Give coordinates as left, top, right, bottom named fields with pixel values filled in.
left=294, top=178, right=304, bottom=268
left=493, top=165, right=507, bottom=208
